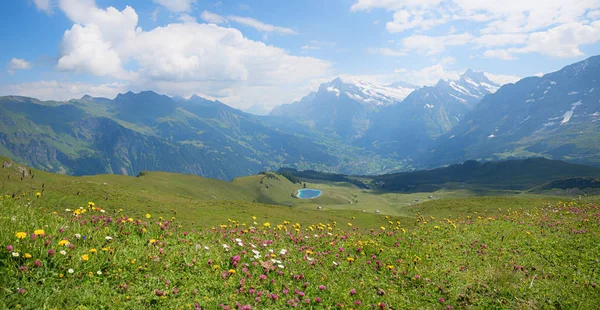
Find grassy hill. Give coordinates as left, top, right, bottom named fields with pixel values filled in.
left=0, top=156, right=402, bottom=230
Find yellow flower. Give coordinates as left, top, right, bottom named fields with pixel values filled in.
left=347, top=223, right=352, bottom=226
left=128, top=218, right=134, bottom=223
left=380, top=226, right=386, bottom=231
left=146, top=214, right=151, bottom=219
left=347, top=257, right=355, bottom=262
left=305, top=250, right=313, bottom=255
left=149, top=239, right=156, bottom=244
left=24, top=253, right=32, bottom=259
left=34, top=229, right=45, bottom=235
left=15, top=232, right=27, bottom=239
left=387, top=265, right=394, bottom=270
left=228, top=269, right=236, bottom=274
left=81, top=254, right=89, bottom=261
left=58, top=240, right=69, bottom=246
left=89, top=248, right=97, bottom=253
left=88, top=202, right=95, bottom=208
left=35, top=192, right=41, bottom=198
left=252, top=216, right=256, bottom=220
left=213, top=265, right=220, bottom=270
left=263, top=222, right=271, bottom=228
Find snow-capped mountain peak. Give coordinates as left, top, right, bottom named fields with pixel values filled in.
left=433, top=69, right=501, bottom=102
left=320, top=76, right=417, bottom=107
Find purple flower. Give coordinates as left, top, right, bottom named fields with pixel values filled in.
left=48, top=249, right=55, bottom=256
left=34, top=260, right=41, bottom=268
left=315, top=297, right=321, bottom=303
left=6, top=245, right=13, bottom=252
left=439, top=298, right=445, bottom=304
left=319, top=285, right=326, bottom=291
left=350, top=289, right=356, bottom=295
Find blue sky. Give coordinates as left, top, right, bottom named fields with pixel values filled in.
left=1, top=0, right=599, bottom=109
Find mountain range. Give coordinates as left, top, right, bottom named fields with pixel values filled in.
left=0, top=55, right=599, bottom=179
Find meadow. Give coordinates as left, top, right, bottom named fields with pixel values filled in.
left=1, top=190, right=599, bottom=309
left=1, top=157, right=599, bottom=309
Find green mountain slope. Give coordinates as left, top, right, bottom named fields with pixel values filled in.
left=430, top=55, right=600, bottom=166
left=0, top=92, right=338, bottom=180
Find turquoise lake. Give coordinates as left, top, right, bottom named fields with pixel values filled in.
left=297, top=189, right=323, bottom=199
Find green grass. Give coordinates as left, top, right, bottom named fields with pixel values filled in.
left=1, top=157, right=599, bottom=308
left=1, top=192, right=598, bottom=309
left=0, top=157, right=408, bottom=230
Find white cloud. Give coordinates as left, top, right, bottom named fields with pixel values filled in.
left=227, top=16, right=296, bottom=35
left=0, top=80, right=126, bottom=101
left=386, top=9, right=449, bottom=33
left=52, top=0, right=329, bottom=108
left=152, top=0, right=196, bottom=13
left=368, top=47, right=406, bottom=56
left=483, top=21, right=600, bottom=59
left=57, top=24, right=130, bottom=79
left=34, top=0, right=52, bottom=14
left=483, top=72, right=521, bottom=85
left=199, top=11, right=296, bottom=35
left=483, top=49, right=517, bottom=60
left=515, top=21, right=600, bottom=58
left=200, top=10, right=226, bottom=24
left=397, top=63, right=460, bottom=86
left=402, top=33, right=474, bottom=55
left=9, top=58, right=32, bottom=70
left=474, top=34, right=528, bottom=47
left=352, top=0, right=600, bottom=59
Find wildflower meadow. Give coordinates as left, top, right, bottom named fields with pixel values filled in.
left=1, top=193, right=599, bottom=309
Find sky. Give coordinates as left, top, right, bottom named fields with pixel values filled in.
left=1, top=0, right=599, bottom=110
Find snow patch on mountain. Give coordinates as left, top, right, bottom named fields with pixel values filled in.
left=338, top=76, right=416, bottom=106
left=327, top=86, right=340, bottom=97
left=561, top=101, right=583, bottom=124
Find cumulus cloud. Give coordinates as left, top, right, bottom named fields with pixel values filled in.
left=483, top=21, right=600, bottom=59
left=53, top=0, right=329, bottom=108
left=351, top=0, right=600, bottom=59
left=9, top=58, right=32, bottom=70
left=152, top=0, right=196, bottom=13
